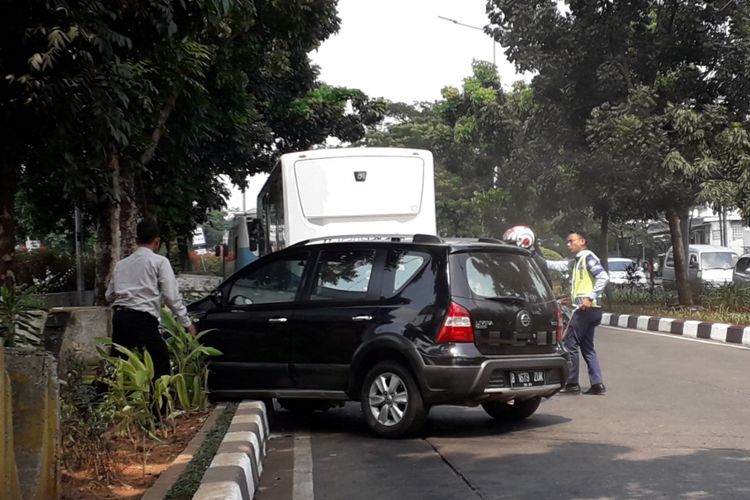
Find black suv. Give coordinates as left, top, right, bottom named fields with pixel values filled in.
left=189, top=235, right=569, bottom=438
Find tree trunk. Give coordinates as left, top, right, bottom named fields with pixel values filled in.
left=94, top=154, right=122, bottom=305
left=599, top=210, right=612, bottom=304
left=0, top=162, right=17, bottom=287
left=177, top=236, right=191, bottom=273
left=667, top=208, right=692, bottom=306
left=119, top=166, right=138, bottom=257
left=599, top=211, right=610, bottom=271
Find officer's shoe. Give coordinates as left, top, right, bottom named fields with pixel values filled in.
left=559, top=383, right=581, bottom=394
left=583, top=383, right=606, bottom=395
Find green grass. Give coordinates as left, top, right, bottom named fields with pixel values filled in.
left=609, top=302, right=750, bottom=326
left=164, top=402, right=239, bottom=500
left=606, top=283, right=750, bottom=326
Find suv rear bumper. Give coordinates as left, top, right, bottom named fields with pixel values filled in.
left=418, top=355, right=570, bottom=405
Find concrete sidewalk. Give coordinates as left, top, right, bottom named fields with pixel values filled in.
left=602, top=312, right=750, bottom=347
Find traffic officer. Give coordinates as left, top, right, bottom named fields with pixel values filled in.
left=547, top=230, right=609, bottom=395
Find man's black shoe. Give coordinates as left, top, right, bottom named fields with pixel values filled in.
left=559, top=384, right=581, bottom=394
left=584, top=383, right=606, bottom=395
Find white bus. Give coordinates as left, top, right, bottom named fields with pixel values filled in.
left=257, top=147, right=436, bottom=255
left=224, top=210, right=260, bottom=276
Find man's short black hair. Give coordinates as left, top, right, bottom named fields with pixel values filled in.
left=569, top=230, right=588, bottom=244
left=136, top=219, right=160, bottom=244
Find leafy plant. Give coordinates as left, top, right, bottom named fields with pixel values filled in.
left=95, top=340, right=176, bottom=440
left=59, top=353, right=114, bottom=480
left=698, top=283, right=750, bottom=312
left=0, top=284, right=45, bottom=347
left=161, top=309, right=221, bottom=411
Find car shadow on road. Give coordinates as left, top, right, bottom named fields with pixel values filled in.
left=268, top=401, right=571, bottom=439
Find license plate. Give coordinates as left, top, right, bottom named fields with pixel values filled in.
left=509, top=370, right=545, bottom=388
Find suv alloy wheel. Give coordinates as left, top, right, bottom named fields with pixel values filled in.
left=361, top=361, right=427, bottom=438
left=481, top=397, right=541, bottom=421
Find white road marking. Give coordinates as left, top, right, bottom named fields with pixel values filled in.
left=602, top=324, right=750, bottom=351
left=293, top=433, right=315, bottom=500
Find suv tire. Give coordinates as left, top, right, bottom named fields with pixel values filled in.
left=361, top=361, right=427, bottom=438
left=482, top=397, right=541, bottom=421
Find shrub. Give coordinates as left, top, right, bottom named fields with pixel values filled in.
left=12, top=248, right=95, bottom=291
left=0, top=284, right=45, bottom=347
left=188, top=251, right=224, bottom=276
left=610, top=285, right=674, bottom=305
left=60, top=354, right=114, bottom=479
left=698, top=283, right=750, bottom=312
left=95, top=340, right=176, bottom=440
left=162, top=309, right=222, bottom=411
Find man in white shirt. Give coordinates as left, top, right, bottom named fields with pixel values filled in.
left=105, top=219, right=196, bottom=378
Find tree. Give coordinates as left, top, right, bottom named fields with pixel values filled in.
left=2, top=1, right=384, bottom=300
left=487, top=0, right=750, bottom=305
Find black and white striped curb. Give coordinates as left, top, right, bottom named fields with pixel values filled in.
left=602, top=312, right=750, bottom=347
left=193, top=400, right=269, bottom=500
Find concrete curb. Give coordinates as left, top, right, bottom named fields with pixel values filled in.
left=602, top=312, right=750, bottom=347
left=141, top=404, right=225, bottom=500
left=193, top=401, right=269, bottom=500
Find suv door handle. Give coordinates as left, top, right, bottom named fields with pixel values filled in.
left=268, top=317, right=288, bottom=323
left=352, top=315, right=373, bottom=321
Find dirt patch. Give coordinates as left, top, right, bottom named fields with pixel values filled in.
left=61, top=409, right=211, bottom=499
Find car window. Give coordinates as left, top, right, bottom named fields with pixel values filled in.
left=461, top=251, right=552, bottom=303
left=228, top=253, right=308, bottom=305
left=701, top=252, right=737, bottom=270
left=310, top=249, right=375, bottom=301
left=665, top=250, right=674, bottom=267
left=736, top=257, right=750, bottom=274
left=382, top=250, right=428, bottom=295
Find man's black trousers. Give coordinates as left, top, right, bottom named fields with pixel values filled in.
left=111, top=309, right=171, bottom=378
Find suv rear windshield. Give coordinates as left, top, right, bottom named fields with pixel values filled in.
left=453, top=251, right=553, bottom=303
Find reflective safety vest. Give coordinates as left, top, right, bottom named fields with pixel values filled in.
left=571, top=251, right=600, bottom=308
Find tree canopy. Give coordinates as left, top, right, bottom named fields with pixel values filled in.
left=1, top=0, right=384, bottom=296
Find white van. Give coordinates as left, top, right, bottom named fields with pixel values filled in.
left=256, top=148, right=436, bottom=255
left=662, top=244, right=738, bottom=289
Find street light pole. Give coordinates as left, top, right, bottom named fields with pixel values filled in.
left=437, top=15, right=496, bottom=67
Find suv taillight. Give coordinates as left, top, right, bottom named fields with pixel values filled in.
left=436, top=302, right=474, bottom=343
left=555, top=303, right=564, bottom=343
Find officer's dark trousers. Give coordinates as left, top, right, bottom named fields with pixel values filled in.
left=111, top=309, right=171, bottom=378
left=565, top=307, right=603, bottom=386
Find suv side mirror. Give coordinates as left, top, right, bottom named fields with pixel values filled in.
left=209, top=289, right=222, bottom=306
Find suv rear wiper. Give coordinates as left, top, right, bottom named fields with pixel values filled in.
left=484, top=296, right=526, bottom=305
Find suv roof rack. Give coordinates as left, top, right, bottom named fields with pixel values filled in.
left=291, top=234, right=443, bottom=247
left=441, top=237, right=511, bottom=246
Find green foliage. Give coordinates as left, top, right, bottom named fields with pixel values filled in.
left=699, top=283, right=750, bottom=312
left=95, top=340, right=176, bottom=440
left=11, top=248, right=96, bottom=292
left=0, top=284, right=44, bottom=347
left=60, top=354, right=114, bottom=479
left=2, top=0, right=384, bottom=303
left=161, top=309, right=221, bottom=411
left=201, top=210, right=228, bottom=249
left=540, top=247, right=563, bottom=260
left=611, top=285, right=674, bottom=306
left=164, top=403, right=238, bottom=500
left=486, top=0, right=750, bottom=305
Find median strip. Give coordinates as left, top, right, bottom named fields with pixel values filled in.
left=602, top=312, right=750, bottom=347
left=192, top=400, right=270, bottom=500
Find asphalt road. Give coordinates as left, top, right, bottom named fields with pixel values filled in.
left=257, top=326, right=750, bottom=500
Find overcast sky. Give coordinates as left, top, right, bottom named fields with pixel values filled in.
left=225, top=0, right=523, bottom=211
